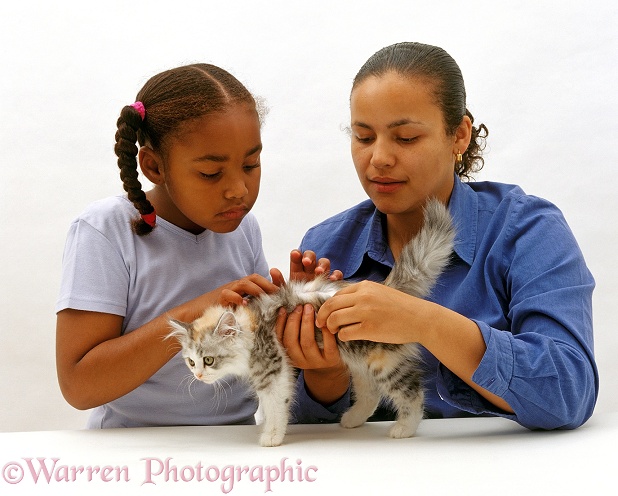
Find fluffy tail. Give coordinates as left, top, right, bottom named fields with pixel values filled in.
left=384, top=198, right=456, bottom=298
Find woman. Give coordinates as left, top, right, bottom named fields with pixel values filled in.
left=281, top=42, right=598, bottom=430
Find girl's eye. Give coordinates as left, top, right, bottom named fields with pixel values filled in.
left=398, top=137, right=418, bottom=143
left=204, top=356, right=215, bottom=367
left=243, top=162, right=260, bottom=172
left=354, top=135, right=374, bottom=143
left=200, top=172, right=221, bottom=180
left=188, top=358, right=195, bottom=367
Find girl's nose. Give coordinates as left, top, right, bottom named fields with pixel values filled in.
left=224, top=177, right=249, bottom=199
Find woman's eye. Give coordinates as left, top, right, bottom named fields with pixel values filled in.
left=399, top=137, right=418, bottom=143
left=243, top=162, right=260, bottom=172
left=188, top=358, right=195, bottom=367
left=204, top=356, right=215, bottom=367
left=354, top=135, right=374, bottom=143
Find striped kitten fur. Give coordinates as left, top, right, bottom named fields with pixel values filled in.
left=168, top=198, right=455, bottom=446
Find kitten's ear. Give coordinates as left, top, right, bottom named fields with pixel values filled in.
left=215, top=311, right=241, bottom=338
left=167, top=319, right=191, bottom=340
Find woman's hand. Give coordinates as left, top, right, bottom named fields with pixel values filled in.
left=275, top=303, right=349, bottom=404
left=276, top=304, right=341, bottom=370
left=289, top=249, right=343, bottom=282
left=316, top=281, right=426, bottom=344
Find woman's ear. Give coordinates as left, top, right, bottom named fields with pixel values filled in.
left=138, top=146, right=165, bottom=185
left=453, top=114, right=472, bottom=154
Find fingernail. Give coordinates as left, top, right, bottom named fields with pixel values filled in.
left=294, top=305, right=303, bottom=313
left=304, top=304, right=313, bottom=315
left=278, top=307, right=286, bottom=315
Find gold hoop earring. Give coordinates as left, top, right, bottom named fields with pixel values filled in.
left=455, top=151, right=463, bottom=167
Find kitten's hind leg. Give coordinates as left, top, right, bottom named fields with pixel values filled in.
left=254, top=371, right=294, bottom=447
left=386, top=390, right=424, bottom=439
left=340, top=366, right=381, bottom=429
left=379, top=360, right=424, bottom=439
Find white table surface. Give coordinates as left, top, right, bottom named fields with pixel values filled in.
left=1, top=412, right=615, bottom=495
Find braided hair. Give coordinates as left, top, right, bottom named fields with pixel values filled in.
left=352, top=42, right=488, bottom=180
left=114, top=64, right=257, bottom=235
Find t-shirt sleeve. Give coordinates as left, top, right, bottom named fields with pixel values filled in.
left=56, top=219, right=129, bottom=316
left=245, top=214, right=270, bottom=278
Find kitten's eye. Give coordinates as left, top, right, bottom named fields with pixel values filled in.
left=204, top=356, right=215, bottom=367
left=188, top=358, right=195, bottom=367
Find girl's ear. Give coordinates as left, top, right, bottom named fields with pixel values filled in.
left=138, top=146, right=165, bottom=185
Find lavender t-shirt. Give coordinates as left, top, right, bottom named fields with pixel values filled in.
left=56, top=195, right=269, bottom=428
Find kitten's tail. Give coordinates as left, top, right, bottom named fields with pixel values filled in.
left=384, top=198, right=456, bottom=298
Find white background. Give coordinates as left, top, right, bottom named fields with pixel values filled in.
left=1, top=0, right=616, bottom=432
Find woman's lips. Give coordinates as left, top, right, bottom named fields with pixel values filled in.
left=369, top=177, right=405, bottom=193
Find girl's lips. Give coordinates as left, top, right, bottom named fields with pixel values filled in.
left=219, top=206, right=249, bottom=220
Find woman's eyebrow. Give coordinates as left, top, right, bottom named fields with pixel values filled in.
left=351, top=119, right=425, bottom=129
left=387, top=118, right=425, bottom=128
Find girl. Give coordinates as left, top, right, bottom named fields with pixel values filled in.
left=56, top=63, right=289, bottom=428
left=281, top=42, right=598, bottom=430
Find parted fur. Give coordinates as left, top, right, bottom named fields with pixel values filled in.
left=168, top=198, right=455, bottom=446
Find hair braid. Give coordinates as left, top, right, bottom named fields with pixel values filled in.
left=114, top=105, right=155, bottom=235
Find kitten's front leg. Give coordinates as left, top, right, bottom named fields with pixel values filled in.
left=255, top=373, right=293, bottom=447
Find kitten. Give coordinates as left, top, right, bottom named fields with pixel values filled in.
left=168, top=198, right=455, bottom=446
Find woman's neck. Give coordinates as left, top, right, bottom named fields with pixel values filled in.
left=386, top=211, right=424, bottom=261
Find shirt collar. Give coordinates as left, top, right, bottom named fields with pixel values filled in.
left=346, top=206, right=393, bottom=276
left=346, top=175, right=478, bottom=276
left=448, top=175, right=478, bottom=266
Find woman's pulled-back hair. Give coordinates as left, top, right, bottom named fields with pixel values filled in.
left=352, top=42, right=488, bottom=180
left=114, top=64, right=257, bottom=235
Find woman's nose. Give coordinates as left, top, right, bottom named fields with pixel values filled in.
left=369, top=137, right=395, bottom=169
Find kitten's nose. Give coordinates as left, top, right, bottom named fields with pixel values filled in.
left=195, top=373, right=202, bottom=379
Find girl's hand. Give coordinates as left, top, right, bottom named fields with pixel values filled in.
left=289, top=249, right=343, bottom=282
left=315, top=281, right=426, bottom=344
left=216, top=273, right=281, bottom=307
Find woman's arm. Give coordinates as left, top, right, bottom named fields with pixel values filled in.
left=316, top=282, right=513, bottom=413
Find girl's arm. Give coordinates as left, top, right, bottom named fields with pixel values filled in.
left=56, top=274, right=280, bottom=410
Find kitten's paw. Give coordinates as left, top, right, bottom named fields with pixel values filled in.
left=259, top=429, right=285, bottom=447
left=340, top=408, right=369, bottom=429
left=388, top=421, right=417, bottom=439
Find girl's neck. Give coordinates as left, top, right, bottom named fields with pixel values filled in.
left=146, top=187, right=206, bottom=235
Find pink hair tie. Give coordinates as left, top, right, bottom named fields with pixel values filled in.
left=141, top=210, right=156, bottom=227
left=130, top=101, right=146, bottom=120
